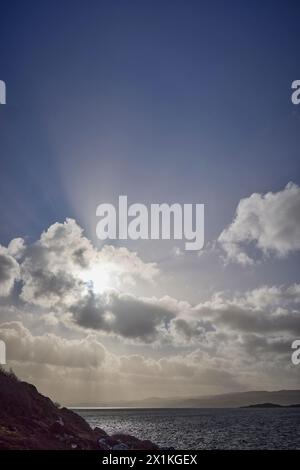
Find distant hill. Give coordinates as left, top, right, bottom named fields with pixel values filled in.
left=72, top=389, right=300, bottom=409
left=242, top=402, right=300, bottom=408
left=137, top=390, right=300, bottom=408
left=242, top=403, right=283, bottom=408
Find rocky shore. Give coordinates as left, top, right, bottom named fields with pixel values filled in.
left=0, top=368, right=158, bottom=450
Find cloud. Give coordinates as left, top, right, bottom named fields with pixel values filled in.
left=70, top=290, right=174, bottom=341
left=7, top=238, right=26, bottom=260
left=196, top=284, right=300, bottom=336
left=0, top=245, right=20, bottom=296
left=0, top=319, right=239, bottom=401
left=98, top=245, right=159, bottom=283
left=18, top=218, right=158, bottom=307
left=0, top=320, right=243, bottom=401
left=218, top=182, right=300, bottom=265
left=0, top=321, right=106, bottom=368
left=0, top=215, right=299, bottom=402
left=1, top=274, right=299, bottom=403
left=65, top=277, right=300, bottom=349
left=21, top=264, right=84, bottom=308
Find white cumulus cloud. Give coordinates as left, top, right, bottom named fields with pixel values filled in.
left=218, top=182, right=300, bottom=265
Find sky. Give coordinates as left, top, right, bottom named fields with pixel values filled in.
left=0, top=0, right=300, bottom=404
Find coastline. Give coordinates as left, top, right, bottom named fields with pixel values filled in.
left=0, top=369, right=159, bottom=450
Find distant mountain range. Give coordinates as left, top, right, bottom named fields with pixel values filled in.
left=71, top=390, right=300, bottom=409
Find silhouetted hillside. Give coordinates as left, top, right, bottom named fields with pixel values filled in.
left=0, top=368, right=158, bottom=450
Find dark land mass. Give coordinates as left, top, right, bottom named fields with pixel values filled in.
left=0, top=369, right=158, bottom=450
left=242, top=402, right=300, bottom=408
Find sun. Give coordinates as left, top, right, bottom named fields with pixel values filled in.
left=79, top=264, right=113, bottom=293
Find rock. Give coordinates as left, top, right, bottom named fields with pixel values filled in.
left=112, top=442, right=129, bottom=450
left=97, top=438, right=111, bottom=450
left=94, top=427, right=108, bottom=438
left=112, top=433, right=159, bottom=450
left=49, top=421, right=65, bottom=435
left=0, top=368, right=159, bottom=450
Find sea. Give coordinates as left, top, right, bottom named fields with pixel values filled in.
left=75, top=407, right=300, bottom=450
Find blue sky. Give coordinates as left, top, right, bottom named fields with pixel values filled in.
left=1, top=0, right=300, bottom=299
left=1, top=0, right=299, bottom=242
left=0, top=1, right=300, bottom=401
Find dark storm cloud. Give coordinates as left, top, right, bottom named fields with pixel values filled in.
left=70, top=290, right=174, bottom=342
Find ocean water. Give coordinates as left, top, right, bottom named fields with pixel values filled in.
left=75, top=407, right=300, bottom=450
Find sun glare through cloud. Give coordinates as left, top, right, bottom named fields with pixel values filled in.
left=79, top=263, right=114, bottom=294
